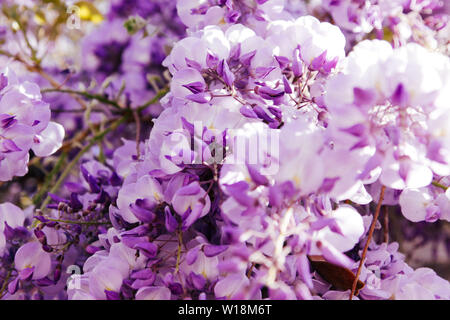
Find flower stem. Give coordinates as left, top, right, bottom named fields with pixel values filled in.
left=432, top=181, right=448, bottom=191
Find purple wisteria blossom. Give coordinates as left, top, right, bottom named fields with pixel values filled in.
left=0, top=68, right=64, bottom=181
left=0, top=0, right=448, bottom=302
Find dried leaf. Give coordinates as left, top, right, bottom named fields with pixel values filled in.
left=308, top=255, right=365, bottom=295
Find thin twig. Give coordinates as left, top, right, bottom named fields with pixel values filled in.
left=350, top=185, right=386, bottom=300
left=132, top=109, right=141, bottom=159
left=137, top=87, right=169, bottom=112
left=46, top=218, right=110, bottom=226
left=37, top=116, right=128, bottom=213
left=0, top=269, right=12, bottom=299
left=175, top=229, right=183, bottom=274
left=247, top=262, right=256, bottom=278
left=0, top=50, right=88, bottom=110
left=383, top=206, right=389, bottom=243
left=32, top=151, right=68, bottom=206
left=41, top=88, right=122, bottom=109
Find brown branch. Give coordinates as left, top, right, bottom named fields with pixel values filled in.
left=247, top=262, right=256, bottom=278
left=350, top=185, right=386, bottom=300
left=0, top=51, right=88, bottom=110
left=132, top=109, right=141, bottom=159
left=383, top=206, right=389, bottom=243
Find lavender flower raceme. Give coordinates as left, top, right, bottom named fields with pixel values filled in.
left=0, top=0, right=449, bottom=301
